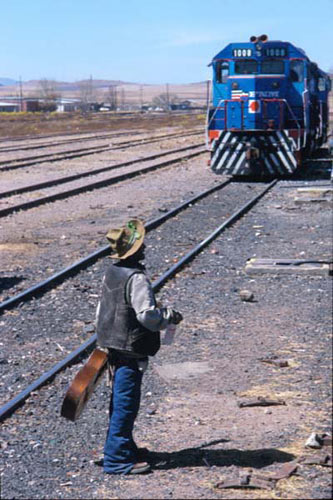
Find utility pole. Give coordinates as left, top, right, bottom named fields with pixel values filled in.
left=114, top=85, right=118, bottom=110
left=89, top=74, right=93, bottom=108
left=166, top=83, right=170, bottom=112
left=19, top=76, right=23, bottom=112
left=139, top=85, right=143, bottom=110
left=206, top=80, right=210, bottom=110
left=109, top=85, right=117, bottom=110
left=121, top=88, right=125, bottom=109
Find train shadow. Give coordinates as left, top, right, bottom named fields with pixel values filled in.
left=290, top=166, right=332, bottom=182
left=231, top=163, right=332, bottom=183
left=148, top=440, right=296, bottom=470
left=230, top=146, right=333, bottom=183
left=0, top=275, right=26, bottom=292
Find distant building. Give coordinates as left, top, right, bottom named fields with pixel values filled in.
left=55, top=98, right=81, bottom=112
left=0, top=97, right=39, bottom=112
left=0, top=101, right=20, bottom=112
left=21, top=100, right=40, bottom=112
left=170, top=100, right=192, bottom=110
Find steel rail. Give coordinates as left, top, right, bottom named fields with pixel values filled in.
left=110, top=130, right=202, bottom=150
left=0, top=127, right=131, bottom=143
left=0, top=143, right=204, bottom=199
left=0, top=144, right=110, bottom=167
left=0, top=178, right=277, bottom=422
left=0, top=148, right=205, bottom=218
left=0, top=128, right=200, bottom=153
left=0, top=130, right=203, bottom=172
left=0, top=177, right=230, bottom=314
left=0, top=130, right=145, bottom=153
left=153, top=179, right=278, bottom=290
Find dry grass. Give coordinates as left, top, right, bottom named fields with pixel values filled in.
left=0, top=111, right=205, bottom=138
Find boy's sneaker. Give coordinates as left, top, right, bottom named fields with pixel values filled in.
left=128, top=462, right=151, bottom=474
left=94, top=447, right=150, bottom=466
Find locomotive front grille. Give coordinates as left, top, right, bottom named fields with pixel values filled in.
left=210, top=130, right=297, bottom=176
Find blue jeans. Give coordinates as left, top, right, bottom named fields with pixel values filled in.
left=103, top=358, right=143, bottom=474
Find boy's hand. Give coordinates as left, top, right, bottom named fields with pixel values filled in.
left=169, top=309, right=183, bottom=325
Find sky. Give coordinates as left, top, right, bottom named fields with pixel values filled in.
left=1, top=0, right=332, bottom=84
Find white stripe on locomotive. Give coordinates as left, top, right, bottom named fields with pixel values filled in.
left=267, top=136, right=286, bottom=175
left=233, top=152, right=246, bottom=174
left=211, top=132, right=231, bottom=166
left=214, top=135, right=238, bottom=171
left=276, top=131, right=297, bottom=171
left=226, top=141, right=244, bottom=172
left=232, top=137, right=248, bottom=174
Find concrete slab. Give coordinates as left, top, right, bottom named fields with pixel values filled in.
left=245, top=258, right=332, bottom=276
left=296, top=187, right=332, bottom=196
left=294, top=197, right=332, bottom=205
left=154, top=361, right=213, bottom=381
left=294, top=187, right=332, bottom=205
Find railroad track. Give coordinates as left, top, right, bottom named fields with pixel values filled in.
left=0, top=144, right=205, bottom=218
left=0, top=143, right=111, bottom=170
left=0, top=125, right=132, bottom=143
left=0, top=130, right=145, bottom=153
left=0, top=178, right=277, bottom=422
left=0, top=143, right=204, bottom=200
left=0, top=130, right=202, bottom=171
left=0, top=127, right=203, bottom=153
left=0, top=112, right=151, bottom=144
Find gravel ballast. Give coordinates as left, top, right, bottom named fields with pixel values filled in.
left=1, top=134, right=332, bottom=498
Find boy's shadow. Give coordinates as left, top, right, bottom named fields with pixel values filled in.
left=148, top=439, right=296, bottom=470
left=0, top=276, right=25, bottom=293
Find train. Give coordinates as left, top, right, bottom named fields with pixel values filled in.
left=206, top=35, right=331, bottom=177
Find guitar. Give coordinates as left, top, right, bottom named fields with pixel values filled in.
left=61, top=348, right=108, bottom=421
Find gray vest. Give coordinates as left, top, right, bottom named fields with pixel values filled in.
left=96, top=264, right=160, bottom=356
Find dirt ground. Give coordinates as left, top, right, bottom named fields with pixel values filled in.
left=0, top=120, right=332, bottom=499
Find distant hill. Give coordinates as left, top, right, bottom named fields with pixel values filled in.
left=0, top=78, right=18, bottom=86
left=0, top=78, right=207, bottom=106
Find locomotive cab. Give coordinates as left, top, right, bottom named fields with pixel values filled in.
left=209, top=41, right=300, bottom=132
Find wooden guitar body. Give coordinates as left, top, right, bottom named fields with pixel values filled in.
left=61, top=348, right=108, bottom=421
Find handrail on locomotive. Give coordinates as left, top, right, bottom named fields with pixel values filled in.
left=206, top=98, right=302, bottom=148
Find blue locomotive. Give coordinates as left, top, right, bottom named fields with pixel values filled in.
left=206, top=35, right=331, bottom=176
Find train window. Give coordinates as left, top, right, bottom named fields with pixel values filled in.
left=234, top=60, right=258, bottom=74
left=318, top=78, right=326, bottom=91
left=216, top=61, right=229, bottom=83
left=261, top=60, right=284, bottom=74
left=290, top=60, right=304, bottom=82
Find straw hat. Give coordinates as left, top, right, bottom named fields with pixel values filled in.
left=106, top=219, right=145, bottom=259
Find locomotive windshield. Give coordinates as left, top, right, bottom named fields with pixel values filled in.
left=261, top=60, right=284, bottom=74
left=234, top=60, right=258, bottom=74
